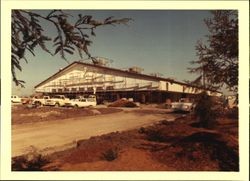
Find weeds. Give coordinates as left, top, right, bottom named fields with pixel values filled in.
left=138, top=127, right=146, bottom=134
left=12, top=153, right=50, bottom=171
left=12, top=147, right=50, bottom=171
left=102, top=148, right=119, bottom=161
left=146, top=129, right=167, bottom=142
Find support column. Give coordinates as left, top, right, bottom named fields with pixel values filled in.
left=157, top=92, right=162, bottom=103
left=141, top=93, right=146, bottom=103
left=116, top=93, right=120, bottom=100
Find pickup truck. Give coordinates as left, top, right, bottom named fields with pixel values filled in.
left=44, top=95, right=70, bottom=107
left=32, top=96, right=50, bottom=106
left=65, top=95, right=97, bottom=108
left=171, top=98, right=195, bottom=112
left=11, top=95, right=22, bottom=103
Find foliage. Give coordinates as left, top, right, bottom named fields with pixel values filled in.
left=102, top=148, right=119, bottom=161
left=194, top=91, right=216, bottom=128
left=12, top=10, right=132, bottom=87
left=145, top=129, right=167, bottom=142
left=12, top=152, right=50, bottom=171
left=189, top=10, right=238, bottom=92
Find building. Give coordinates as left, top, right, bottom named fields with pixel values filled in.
left=34, top=59, right=222, bottom=103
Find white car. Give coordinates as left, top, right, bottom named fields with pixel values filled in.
left=11, top=95, right=21, bottom=103
left=67, top=98, right=97, bottom=108
left=32, top=96, right=50, bottom=106
left=171, top=98, right=195, bottom=112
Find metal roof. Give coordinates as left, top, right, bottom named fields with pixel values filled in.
left=34, top=61, right=221, bottom=94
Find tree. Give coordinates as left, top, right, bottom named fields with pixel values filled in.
left=189, top=10, right=238, bottom=93
left=194, top=91, right=216, bottom=128
left=12, top=10, right=132, bottom=87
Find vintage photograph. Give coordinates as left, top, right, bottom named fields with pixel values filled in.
left=11, top=10, right=239, bottom=171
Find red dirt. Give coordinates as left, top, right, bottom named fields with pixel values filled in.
left=11, top=105, right=238, bottom=171
left=108, top=99, right=137, bottom=107
left=40, top=115, right=238, bottom=171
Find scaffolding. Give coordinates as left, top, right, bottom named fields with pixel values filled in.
left=36, top=68, right=160, bottom=94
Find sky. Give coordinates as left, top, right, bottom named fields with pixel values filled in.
left=12, top=10, right=216, bottom=96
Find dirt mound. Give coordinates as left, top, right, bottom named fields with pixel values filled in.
left=55, top=131, right=142, bottom=165
left=140, top=119, right=200, bottom=143
left=155, top=132, right=239, bottom=171
left=108, top=99, right=137, bottom=108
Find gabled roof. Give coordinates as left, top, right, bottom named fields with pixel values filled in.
left=34, top=61, right=221, bottom=94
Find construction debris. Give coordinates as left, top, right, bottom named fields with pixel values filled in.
left=108, top=98, right=138, bottom=108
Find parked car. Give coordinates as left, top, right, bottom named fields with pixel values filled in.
left=171, top=98, right=195, bottom=112
left=66, top=96, right=97, bottom=108
left=44, top=95, right=70, bottom=107
left=32, top=96, right=50, bottom=106
left=11, top=95, right=21, bottom=103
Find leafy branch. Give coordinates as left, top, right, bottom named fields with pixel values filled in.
left=188, top=10, right=238, bottom=93
left=11, top=10, right=132, bottom=87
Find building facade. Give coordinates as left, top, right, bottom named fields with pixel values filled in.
left=34, top=61, right=222, bottom=103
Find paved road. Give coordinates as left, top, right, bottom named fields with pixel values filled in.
left=12, top=110, right=179, bottom=157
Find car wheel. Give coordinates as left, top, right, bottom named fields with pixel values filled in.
left=74, top=104, right=78, bottom=108
left=55, top=103, right=60, bottom=107
left=35, top=101, right=42, bottom=107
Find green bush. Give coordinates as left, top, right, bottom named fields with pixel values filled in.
left=194, top=91, right=216, bottom=128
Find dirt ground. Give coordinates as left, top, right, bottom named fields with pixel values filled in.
left=39, top=115, right=238, bottom=171
left=11, top=104, right=238, bottom=171
left=12, top=105, right=122, bottom=125
left=12, top=104, right=180, bottom=157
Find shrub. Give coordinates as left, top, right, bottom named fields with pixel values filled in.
left=146, top=129, right=166, bottom=142
left=138, top=127, right=146, bottom=134
left=102, top=148, right=118, bottom=161
left=194, top=91, right=217, bottom=128
left=12, top=153, right=50, bottom=171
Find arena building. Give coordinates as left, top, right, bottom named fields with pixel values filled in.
left=34, top=58, right=222, bottom=103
